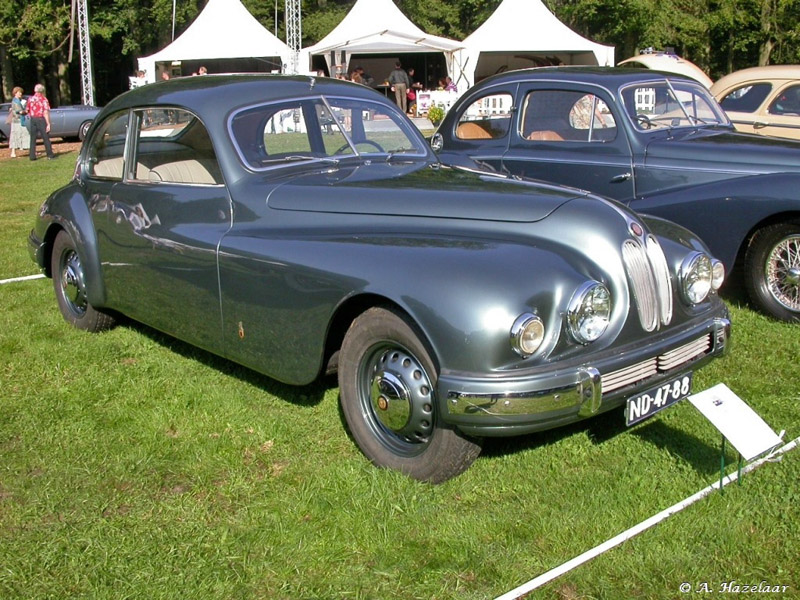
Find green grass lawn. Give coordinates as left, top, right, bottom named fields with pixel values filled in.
left=1, top=150, right=798, bottom=599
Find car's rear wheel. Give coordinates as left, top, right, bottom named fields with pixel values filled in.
left=744, top=222, right=800, bottom=322
left=51, top=230, right=116, bottom=332
left=338, top=306, right=482, bottom=483
left=78, top=121, right=92, bottom=141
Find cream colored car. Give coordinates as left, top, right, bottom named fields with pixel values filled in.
left=711, top=65, right=800, bottom=140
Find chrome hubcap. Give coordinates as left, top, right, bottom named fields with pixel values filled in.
left=367, top=347, right=434, bottom=443
left=61, top=250, right=87, bottom=315
left=766, top=235, right=800, bottom=312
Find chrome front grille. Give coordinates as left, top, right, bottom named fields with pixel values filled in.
left=622, top=236, right=673, bottom=331
left=601, top=333, right=713, bottom=394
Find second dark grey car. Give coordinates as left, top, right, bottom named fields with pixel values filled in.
left=433, top=67, right=800, bottom=323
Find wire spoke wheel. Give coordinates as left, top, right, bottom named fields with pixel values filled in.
left=765, top=234, right=800, bottom=312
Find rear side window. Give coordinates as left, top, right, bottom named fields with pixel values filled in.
left=86, top=111, right=129, bottom=180
left=520, top=90, right=616, bottom=142
left=718, top=83, right=772, bottom=113
left=131, top=108, right=222, bottom=185
left=455, top=93, right=513, bottom=140
left=768, top=84, right=800, bottom=115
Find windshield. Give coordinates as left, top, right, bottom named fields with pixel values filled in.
left=230, top=96, right=428, bottom=170
left=620, top=80, right=730, bottom=131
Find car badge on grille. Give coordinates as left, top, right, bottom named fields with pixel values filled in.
left=630, top=222, right=644, bottom=237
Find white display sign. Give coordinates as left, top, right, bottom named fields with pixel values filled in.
left=688, top=383, right=783, bottom=461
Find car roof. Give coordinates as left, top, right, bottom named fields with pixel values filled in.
left=471, top=66, right=697, bottom=91
left=101, top=73, right=395, bottom=118
left=617, top=54, right=713, bottom=88
left=711, top=65, right=800, bottom=93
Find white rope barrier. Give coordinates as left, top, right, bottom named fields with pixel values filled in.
left=495, top=436, right=799, bottom=600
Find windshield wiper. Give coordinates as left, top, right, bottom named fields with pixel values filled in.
left=262, top=155, right=339, bottom=165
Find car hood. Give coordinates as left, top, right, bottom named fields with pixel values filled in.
left=267, top=162, right=584, bottom=222
left=644, top=128, right=800, bottom=173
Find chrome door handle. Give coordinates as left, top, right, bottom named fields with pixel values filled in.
left=610, top=172, right=632, bottom=183
left=753, top=121, right=769, bottom=129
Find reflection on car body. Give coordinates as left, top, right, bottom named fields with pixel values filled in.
left=29, top=74, right=730, bottom=482
left=433, top=66, right=800, bottom=323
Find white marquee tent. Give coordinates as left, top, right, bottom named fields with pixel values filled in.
left=304, top=0, right=463, bottom=79
left=455, top=0, right=615, bottom=89
left=137, top=0, right=293, bottom=83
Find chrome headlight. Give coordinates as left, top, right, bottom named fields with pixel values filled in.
left=680, top=252, right=713, bottom=304
left=510, top=313, right=545, bottom=358
left=711, top=259, right=725, bottom=291
left=568, top=282, right=612, bottom=344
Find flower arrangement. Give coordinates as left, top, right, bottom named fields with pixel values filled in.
left=427, top=105, right=445, bottom=126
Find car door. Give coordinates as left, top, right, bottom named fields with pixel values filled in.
left=715, top=80, right=772, bottom=136
left=440, top=86, right=515, bottom=172
left=501, top=83, right=635, bottom=201
left=89, top=107, right=232, bottom=351
left=757, top=82, right=800, bottom=140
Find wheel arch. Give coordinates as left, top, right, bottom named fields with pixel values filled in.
left=323, top=293, right=431, bottom=377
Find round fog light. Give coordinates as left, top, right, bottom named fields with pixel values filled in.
left=511, top=313, right=545, bottom=357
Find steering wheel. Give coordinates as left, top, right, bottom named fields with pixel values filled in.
left=335, top=140, right=385, bottom=154
left=635, top=114, right=652, bottom=129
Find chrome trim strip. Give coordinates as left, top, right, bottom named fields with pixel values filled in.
left=446, top=368, right=600, bottom=417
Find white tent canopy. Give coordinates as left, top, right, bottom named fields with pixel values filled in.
left=455, top=0, right=614, bottom=89
left=137, top=0, right=293, bottom=83
left=304, top=0, right=462, bottom=78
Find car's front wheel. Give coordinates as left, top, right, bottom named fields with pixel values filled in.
left=338, top=307, right=482, bottom=483
left=744, top=222, right=800, bottom=322
left=51, top=230, right=116, bottom=332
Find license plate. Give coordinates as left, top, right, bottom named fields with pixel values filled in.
left=626, top=373, right=693, bottom=426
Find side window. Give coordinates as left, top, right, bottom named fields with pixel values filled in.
left=133, top=108, right=222, bottom=185
left=768, top=85, right=800, bottom=115
left=719, top=83, right=772, bottom=113
left=86, top=111, right=129, bottom=180
left=455, top=93, right=513, bottom=140
left=521, top=91, right=616, bottom=142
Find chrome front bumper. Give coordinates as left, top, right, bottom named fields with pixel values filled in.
left=440, top=317, right=730, bottom=437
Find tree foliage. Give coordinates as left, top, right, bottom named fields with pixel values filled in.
left=2, top=0, right=799, bottom=104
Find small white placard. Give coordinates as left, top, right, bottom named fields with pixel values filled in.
left=688, top=383, right=783, bottom=461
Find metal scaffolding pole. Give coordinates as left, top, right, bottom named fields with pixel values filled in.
left=285, top=0, right=301, bottom=74
left=76, top=0, right=95, bottom=105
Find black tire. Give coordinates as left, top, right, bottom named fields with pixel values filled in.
left=744, top=222, right=800, bottom=323
left=51, top=230, right=116, bottom=332
left=338, top=307, right=482, bottom=483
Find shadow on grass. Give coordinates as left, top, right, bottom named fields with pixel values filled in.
left=481, top=407, right=723, bottom=475
left=481, top=407, right=629, bottom=458
left=631, top=419, right=731, bottom=476
left=123, top=319, right=334, bottom=408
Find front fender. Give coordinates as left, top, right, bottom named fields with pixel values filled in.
left=35, top=184, right=107, bottom=308
left=631, top=172, right=800, bottom=270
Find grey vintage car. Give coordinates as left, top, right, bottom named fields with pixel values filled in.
left=0, top=101, right=100, bottom=141
left=29, top=75, right=730, bottom=482
left=433, top=67, right=800, bottom=323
